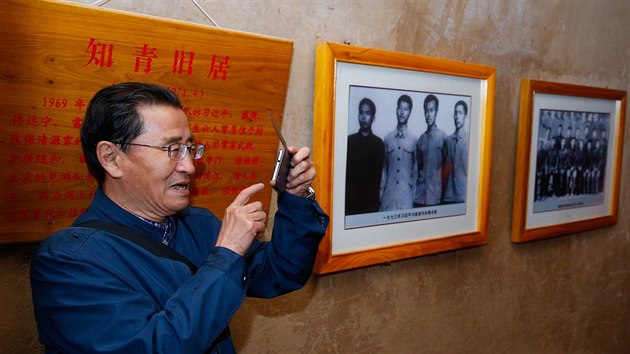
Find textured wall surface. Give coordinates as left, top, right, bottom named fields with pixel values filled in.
left=1, top=0, right=629, bottom=353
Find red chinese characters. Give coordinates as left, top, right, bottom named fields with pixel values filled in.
left=85, top=38, right=114, bottom=68
left=84, top=38, right=231, bottom=80
left=207, top=55, right=230, bottom=80
left=134, top=44, right=158, bottom=73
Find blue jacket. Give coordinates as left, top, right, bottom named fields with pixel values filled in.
left=31, top=188, right=329, bottom=353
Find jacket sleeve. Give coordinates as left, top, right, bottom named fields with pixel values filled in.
left=30, top=194, right=329, bottom=353
left=30, top=229, right=246, bottom=354
left=244, top=192, right=329, bottom=298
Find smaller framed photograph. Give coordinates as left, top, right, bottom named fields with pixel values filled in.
left=512, top=79, right=626, bottom=243
left=311, top=42, right=496, bottom=274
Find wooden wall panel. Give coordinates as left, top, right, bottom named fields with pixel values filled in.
left=0, top=0, right=293, bottom=243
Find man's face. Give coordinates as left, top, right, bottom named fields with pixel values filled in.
left=454, top=103, right=466, bottom=130
left=116, top=104, right=196, bottom=221
left=397, top=100, right=411, bottom=125
left=358, top=103, right=374, bottom=131
left=424, top=100, right=437, bottom=127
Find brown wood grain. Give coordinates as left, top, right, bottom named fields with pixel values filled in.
left=0, top=0, right=294, bottom=243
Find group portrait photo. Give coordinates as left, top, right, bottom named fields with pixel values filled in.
left=344, top=85, right=472, bottom=229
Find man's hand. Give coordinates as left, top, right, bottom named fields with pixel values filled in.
left=284, top=146, right=316, bottom=197
left=215, top=183, right=267, bottom=256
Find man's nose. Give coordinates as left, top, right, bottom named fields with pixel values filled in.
left=176, top=152, right=196, bottom=175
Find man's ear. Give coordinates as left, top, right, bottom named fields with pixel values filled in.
left=96, top=141, right=123, bottom=179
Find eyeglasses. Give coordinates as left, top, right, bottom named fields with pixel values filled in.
left=112, top=141, right=205, bottom=161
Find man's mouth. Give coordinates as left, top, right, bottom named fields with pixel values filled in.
left=170, top=182, right=189, bottom=191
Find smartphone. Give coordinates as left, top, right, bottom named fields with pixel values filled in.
left=270, top=148, right=291, bottom=192
left=268, top=111, right=292, bottom=193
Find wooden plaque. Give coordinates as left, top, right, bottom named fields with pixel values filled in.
left=0, top=0, right=293, bottom=243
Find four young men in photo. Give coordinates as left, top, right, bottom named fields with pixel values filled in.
left=346, top=93, right=469, bottom=214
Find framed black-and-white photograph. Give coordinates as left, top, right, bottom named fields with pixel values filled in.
left=312, top=42, right=496, bottom=274
left=512, top=80, right=626, bottom=243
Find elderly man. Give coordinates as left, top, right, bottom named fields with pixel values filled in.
left=30, top=82, right=329, bottom=353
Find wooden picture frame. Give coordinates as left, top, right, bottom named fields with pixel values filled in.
left=312, top=42, right=496, bottom=274
left=512, top=79, right=626, bottom=243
